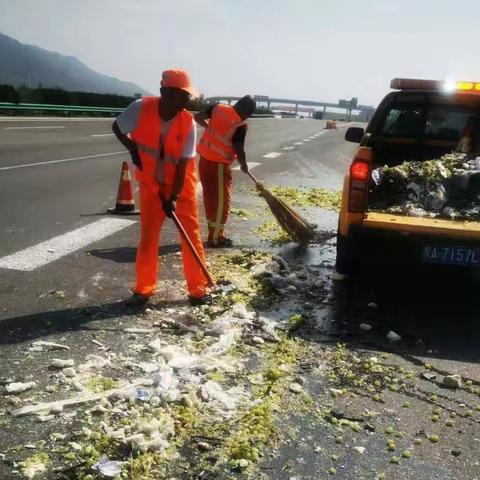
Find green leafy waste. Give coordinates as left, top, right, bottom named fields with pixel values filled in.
left=268, top=186, right=342, bottom=211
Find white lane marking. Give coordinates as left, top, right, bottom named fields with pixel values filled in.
left=0, top=218, right=137, bottom=271
left=0, top=117, right=114, bottom=122
left=262, top=152, right=282, bottom=159
left=4, top=126, right=65, bottom=130
left=293, top=141, right=304, bottom=145
left=0, top=151, right=126, bottom=172
left=302, top=138, right=311, bottom=142
left=282, top=146, right=295, bottom=151
left=308, top=136, right=316, bottom=139
left=233, top=162, right=262, bottom=171
left=91, top=133, right=115, bottom=137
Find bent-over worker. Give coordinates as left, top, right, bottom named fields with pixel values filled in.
left=195, top=96, right=256, bottom=247
left=112, top=69, right=210, bottom=307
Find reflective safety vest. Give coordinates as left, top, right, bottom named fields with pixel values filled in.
left=130, top=96, right=193, bottom=198
left=197, top=104, right=246, bottom=164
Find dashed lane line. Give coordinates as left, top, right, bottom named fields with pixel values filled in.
left=0, top=151, right=126, bottom=172
left=282, top=146, right=295, bottom=151
left=302, top=138, right=311, bottom=142
left=91, top=133, right=115, bottom=137
left=262, top=152, right=283, bottom=159
left=0, top=218, right=137, bottom=271
left=232, top=162, right=262, bottom=171
left=293, top=141, right=304, bottom=145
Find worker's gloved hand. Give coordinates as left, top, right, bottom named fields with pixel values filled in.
left=240, top=163, right=249, bottom=174
left=162, top=197, right=176, bottom=218
left=130, top=150, right=143, bottom=171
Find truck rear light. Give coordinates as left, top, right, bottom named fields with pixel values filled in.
left=351, top=161, right=369, bottom=181
left=348, top=148, right=372, bottom=213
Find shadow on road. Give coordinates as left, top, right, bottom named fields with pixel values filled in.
left=287, top=248, right=480, bottom=366
left=0, top=299, right=187, bottom=346
left=87, top=244, right=180, bottom=263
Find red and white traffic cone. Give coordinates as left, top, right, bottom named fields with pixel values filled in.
left=107, top=161, right=140, bottom=215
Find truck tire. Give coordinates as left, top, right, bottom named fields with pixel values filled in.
left=335, top=230, right=357, bottom=275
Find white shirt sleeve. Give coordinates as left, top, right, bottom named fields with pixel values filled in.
left=181, top=121, right=197, bottom=158
left=116, top=99, right=142, bottom=134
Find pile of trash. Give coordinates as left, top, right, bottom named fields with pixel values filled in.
left=369, top=152, right=480, bottom=220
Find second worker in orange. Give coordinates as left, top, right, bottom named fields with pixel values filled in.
left=195, top=96, right=256, bottom=247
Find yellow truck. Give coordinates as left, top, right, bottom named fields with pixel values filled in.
left=336, top=78, right=480, bottom=275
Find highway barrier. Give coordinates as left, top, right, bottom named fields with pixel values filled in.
left=0, top=102, right=123, bottom=116
left=0, top=102, right=276, bottom=118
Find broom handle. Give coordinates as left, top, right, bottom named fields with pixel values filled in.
left=170, top=211, right=215, bottom=287
left=247, top=171, right=261, bottom=186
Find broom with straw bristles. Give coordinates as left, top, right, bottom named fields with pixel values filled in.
left=247, top=172, right=316, bottom=245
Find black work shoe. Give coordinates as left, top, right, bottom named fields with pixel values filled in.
left=125, top=293, right=150, bottom=308
left=207, top=238, right=233, bottom=248
left=188, top=294, right=213, bottom=306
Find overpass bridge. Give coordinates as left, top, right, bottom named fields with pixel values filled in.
left=205, top=95, right=375, bottom=121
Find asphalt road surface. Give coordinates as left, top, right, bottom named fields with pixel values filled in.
left=0, top=116, right=356, bottom=321
left=1, top=116, right=479, bottom=480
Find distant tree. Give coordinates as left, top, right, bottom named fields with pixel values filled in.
left=0, top=85, right=20, bottom=103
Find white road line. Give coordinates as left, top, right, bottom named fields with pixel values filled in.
left=0, top=218, right=137, bottom=271
left=91, top=133, right=115, bottom=137
left=233, top=161, right=262, bottom=171
left=308, top=136, right=316, bottom=139
left=293, top=141, right=304, bottom=145
left=4, top=126, right=65, bottom=130
left=282, top=146, right=295, bottom=151
left=302, top=139, right=311, bottom=142
left=0, top=151, right=126, bottom=172
left=0, top=117, right=114, bottom=122
left=262, top=152, right=283, bottom=159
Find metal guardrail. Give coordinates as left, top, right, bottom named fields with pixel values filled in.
left=0, top=102, right=276, bottom=118
left=0, top=102, right=123, bottom=114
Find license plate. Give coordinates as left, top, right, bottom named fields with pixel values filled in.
left=423, top=245, right=480, bottom=267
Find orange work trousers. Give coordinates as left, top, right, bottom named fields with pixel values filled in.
left=198, top=156, right=232, bottom=245
left=134, top=163, right=207, bottom=298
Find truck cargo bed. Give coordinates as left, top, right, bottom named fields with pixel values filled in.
left=363, top=212, right=480, bottom=240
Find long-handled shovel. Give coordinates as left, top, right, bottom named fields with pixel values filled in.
left=170, top=211, right=215, bottom=287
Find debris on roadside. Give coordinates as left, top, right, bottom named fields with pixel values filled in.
left=18, top=452, right=50, bottom=479
left=29, top=340, right=70, bottom=352
left=49, top=358, right=75, bottom=369
left=442, top=374, right=462, bottom=389
left=359, top=323, right=373, bottom=332
left=1, top=245, right=479, bottom=480
left=92, top=455, right=125, bottom=478
left=4, top=382, right=37, bottom=394
left=386, top=330, right=402, bottom=343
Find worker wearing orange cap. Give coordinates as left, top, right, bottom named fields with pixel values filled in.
left=112, top=69, right=210, bottom=307
left=195, top=96, right=257, bottom=247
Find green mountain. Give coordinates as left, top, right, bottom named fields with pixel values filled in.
left=0, top=32, right=148, bottom=96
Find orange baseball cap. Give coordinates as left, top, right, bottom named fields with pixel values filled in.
left=161, top=69, right=198, bottom=97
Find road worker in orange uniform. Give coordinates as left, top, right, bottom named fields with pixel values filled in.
left=112, top=70, right=210, bottom=307
left=195, top=96, right=257, bottom=247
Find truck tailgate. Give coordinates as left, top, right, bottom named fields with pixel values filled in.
left=363, top=212, right=480, bottom=240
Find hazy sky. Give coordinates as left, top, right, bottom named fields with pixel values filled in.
left=2, top=0, right=480, bottom=106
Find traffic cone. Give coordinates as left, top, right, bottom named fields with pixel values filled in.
left=107, top=161, right=140, bottom=215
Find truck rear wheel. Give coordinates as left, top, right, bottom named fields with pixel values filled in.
left=335, top=230, right=357, bottom=276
